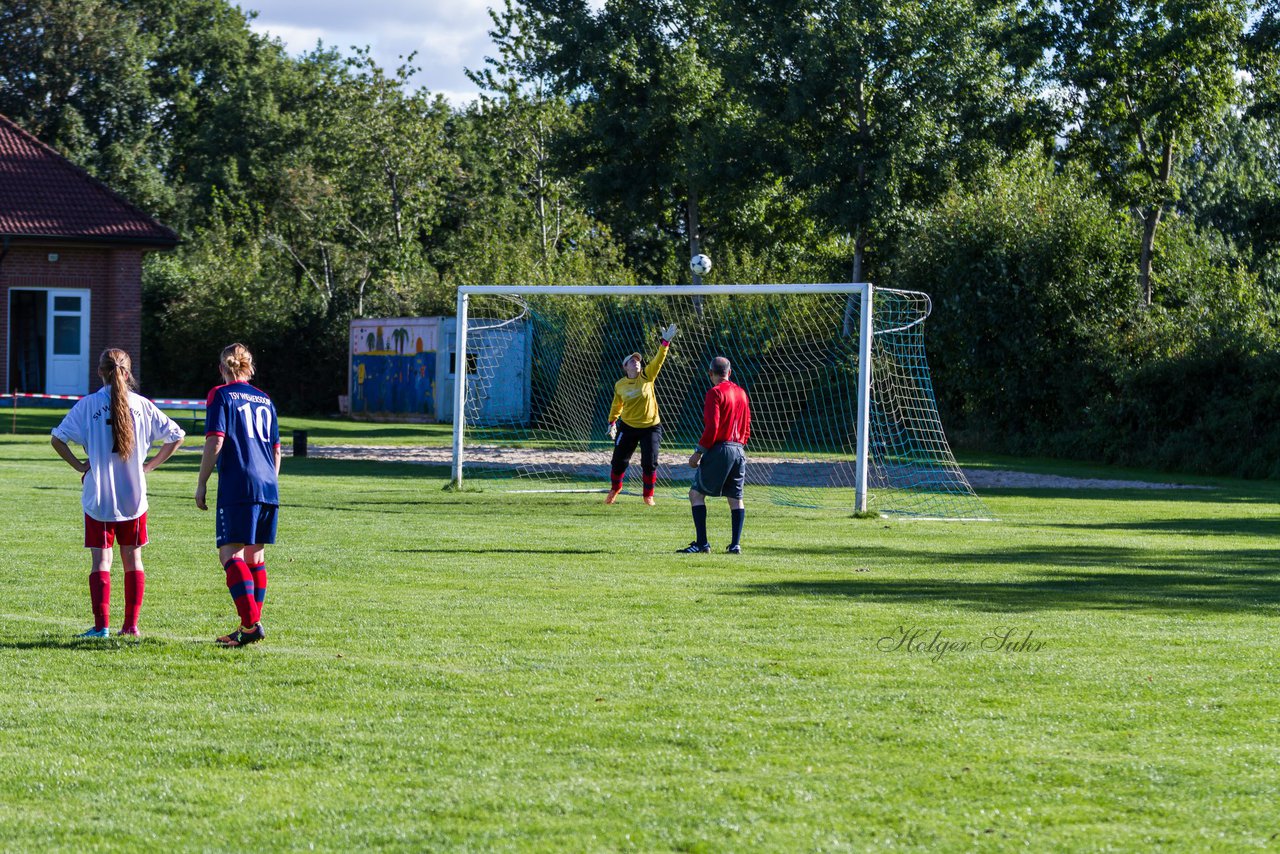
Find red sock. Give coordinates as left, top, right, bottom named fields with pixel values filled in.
left=642, top=471, right=657, bottom=497
left=249, top=563, right=266, bottom=616
left=224, top=558, right=258, bottom=627
left=89, top=571, right=110, bottom=631
left=609, top=471, right=624, bottom=492
left=123, top=570, right=144, bottom=630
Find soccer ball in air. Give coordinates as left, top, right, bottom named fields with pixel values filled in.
left=690, top=254, right=712, bottom=276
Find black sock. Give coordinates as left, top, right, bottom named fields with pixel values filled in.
left=730, top=508, right=745, bottom=546
left=692, top=505, right=708, bottom=545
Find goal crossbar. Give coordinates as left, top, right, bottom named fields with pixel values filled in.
left=458, top=284, right=869, bottom=296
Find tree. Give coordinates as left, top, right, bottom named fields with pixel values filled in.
left=428, top=0, right=638, bottom=287
left=1178, top=108, right=1280, bottom=279
left=1243, top=0, right=1280, bottom=120
left=513, top=0, right=760, bottom=280
left=0, top=0, right=170, bottom=212
left=265, top=50, right=457, bottom=318
left=889, top=154, right=1139, bottom=444
left=0, top=0, right=325, bottom=227
left=137, top=0, right=327, bottom=229
left=1049, top=0, right=1250, bottom=305
left=466, top=1, right=587, bottom=271
left=722, top=0, right=1048, bottom=284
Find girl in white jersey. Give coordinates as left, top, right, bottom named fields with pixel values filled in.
left=51, top=349, right=186, bottom=638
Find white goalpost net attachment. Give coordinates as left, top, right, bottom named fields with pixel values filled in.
left=450, top=284, right=989, bottom=519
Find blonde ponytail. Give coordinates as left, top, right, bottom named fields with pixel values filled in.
left=219, top=343, right=255, bottom=383
left=98, top=349, right=136, bottom=458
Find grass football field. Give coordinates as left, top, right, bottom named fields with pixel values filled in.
left=1, top=412, right=1278, bottom=850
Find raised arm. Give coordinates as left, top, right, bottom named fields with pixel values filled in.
left=643, top=326, right=676, bottom=381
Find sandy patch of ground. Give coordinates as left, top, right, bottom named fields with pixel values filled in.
left=290, top=444, right=1209, bottom=490
left=959, top=469, right=1209, bottom=490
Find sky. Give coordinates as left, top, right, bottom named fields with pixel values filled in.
left=237, top=0, right=499, bottom=105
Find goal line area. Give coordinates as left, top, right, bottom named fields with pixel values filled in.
left=450, top=285, right=990, bottom=520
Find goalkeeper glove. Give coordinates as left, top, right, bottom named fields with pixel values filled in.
left=662, top=322, right=678, bottom=342
left=607, top=421, right=617, bottom=441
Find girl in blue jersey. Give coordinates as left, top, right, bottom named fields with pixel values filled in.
left=195, top=343, right=280, bottom=647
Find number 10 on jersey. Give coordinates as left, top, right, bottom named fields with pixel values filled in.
left=237, top=402, right=274, bottom=442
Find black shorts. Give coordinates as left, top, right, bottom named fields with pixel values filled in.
left=692, top=442, right=747, bottom=499
left=611, top=421, right=663, bottom=473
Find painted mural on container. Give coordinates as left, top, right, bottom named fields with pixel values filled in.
left=349, top=317, right=439, bottom=417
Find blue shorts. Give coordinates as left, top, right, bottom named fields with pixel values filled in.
left=216, top=502, right=278, bottom=547
left=691, top=442, right=747, bottom=499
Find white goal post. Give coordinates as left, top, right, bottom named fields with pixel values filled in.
left=450, top=283, right=986, bottom=519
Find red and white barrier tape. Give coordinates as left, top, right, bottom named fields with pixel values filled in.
left=1, top=392, right=83, bottom=400
left=150, top=398, right=205, bottom=408
left=2, top=392, right=204, bottom=407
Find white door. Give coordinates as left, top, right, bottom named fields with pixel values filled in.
left=437, top=326, right=456, bottom=423
left=46, top=290, right=91, bottom=395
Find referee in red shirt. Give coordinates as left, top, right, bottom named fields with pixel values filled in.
left=680, top=356, right=751, bottom=554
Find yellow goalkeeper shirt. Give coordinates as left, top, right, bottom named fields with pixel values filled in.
left=609, top=342, right=670, bottom=428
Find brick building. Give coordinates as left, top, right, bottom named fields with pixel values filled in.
left=0, top=112, right=178, bottom=395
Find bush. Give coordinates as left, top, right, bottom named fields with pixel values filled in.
left=1095, top=345, right=1280, bottom=478
left=141, top=208, right=345, bottom=413
left=886, top=155, right=1138, bottom=449
left=886, top=153, right=1280, bottom=477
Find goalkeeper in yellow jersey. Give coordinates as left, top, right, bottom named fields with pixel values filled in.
left=605, top=322, right=678, bottom=505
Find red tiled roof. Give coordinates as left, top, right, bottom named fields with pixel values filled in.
left=0, top=112, right=178, bottom=246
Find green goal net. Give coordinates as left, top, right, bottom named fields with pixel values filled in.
left=453, top=285, right=989, bottom=520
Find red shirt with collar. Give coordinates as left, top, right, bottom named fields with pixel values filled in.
left=697, top=380, right=751, bottom=451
